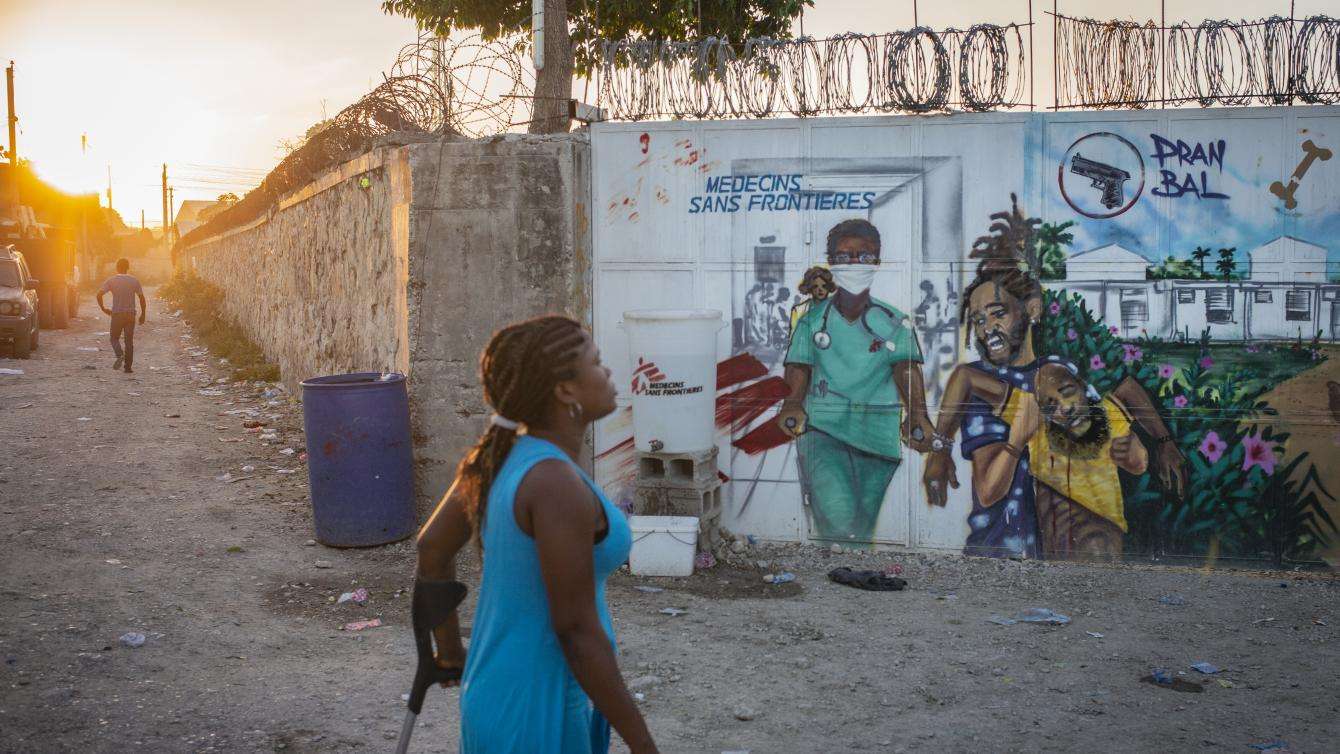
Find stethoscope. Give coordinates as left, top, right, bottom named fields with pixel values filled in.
left=812, top=297, right=903, bottom=352
left=785, top=297, right=925, bottom=440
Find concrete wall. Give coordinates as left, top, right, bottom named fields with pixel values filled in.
left=180, top=133, right=593, bottom=511
left=184, top=146, right=413, bottom=393
left=405, top=134, right=593, bottom=508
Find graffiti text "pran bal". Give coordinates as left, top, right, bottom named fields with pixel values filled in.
left=1149, top=134, right=1230, bottom=200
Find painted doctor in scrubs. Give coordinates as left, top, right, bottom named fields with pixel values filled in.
left=777, top=219, right=935, bottom=544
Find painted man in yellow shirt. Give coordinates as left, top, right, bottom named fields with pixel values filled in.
left=1004, top=359, right=1149, bottom=559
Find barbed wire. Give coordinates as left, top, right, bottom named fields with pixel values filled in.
left=178, top=31, right=530, bottom=250
left=598, top=25, right=1030, bottom=120
left=1056, top=14, right=1340, bottom=108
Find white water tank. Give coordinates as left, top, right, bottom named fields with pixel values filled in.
left=622, top=309, right=724, bottom=453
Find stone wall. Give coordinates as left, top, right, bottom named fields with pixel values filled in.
left=181, top=133, right=593, bottom=510
left=184, top=146, right=413, bottom=393
left=405, top=134, right=593, bottom=508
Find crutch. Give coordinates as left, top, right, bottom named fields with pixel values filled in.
left=395, top=578, right=469, bottom=754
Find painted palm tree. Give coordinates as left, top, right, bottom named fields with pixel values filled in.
left=1215, top=247, right=1238, bottom=281
left=1191, top=246, right=1212, bottom=277
left=1036, top=220, right=1076, bottom=281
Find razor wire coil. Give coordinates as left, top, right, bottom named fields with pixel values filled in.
left=598, top=25, right=1029, bottom=120
left=178, top=31, right=531, bottom=250
left=1056, top=14, right=1340, bottom=108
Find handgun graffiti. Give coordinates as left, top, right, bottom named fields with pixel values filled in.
left=1070, top=154, right=1130, bottom=210
left=1058, top=131, right=1146, bottom=219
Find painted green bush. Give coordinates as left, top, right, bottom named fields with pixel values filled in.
left=1038, top=289, right=1336, bottom=565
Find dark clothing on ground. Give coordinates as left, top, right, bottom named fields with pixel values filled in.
left=110, top=312, right=136, bottom=369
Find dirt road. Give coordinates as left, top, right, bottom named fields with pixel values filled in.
left=2, top=296, right=1338, bottom=753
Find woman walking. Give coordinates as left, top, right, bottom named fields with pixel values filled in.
left=416, top=315, right=658, bottom=754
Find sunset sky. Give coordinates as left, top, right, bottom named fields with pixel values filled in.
left=0, top=0, right=1325, bottom=227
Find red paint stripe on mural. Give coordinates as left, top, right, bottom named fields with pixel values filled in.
left=732, top=420, right=792, bottom=456
left=715, top=376, right=790, bottom=429
left=595, top=437, right=635, bottom=461
left=716, top=352, right=769, bottom=390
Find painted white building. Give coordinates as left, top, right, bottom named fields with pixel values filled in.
left=1056, top=235, right=1339, bottom=342
left=1054, top=279, right=1172, bottom=338
left=1049, top=278, right=1340, bottom=342
left=1249, top=236, right=1328, bottom=282
left=1065, top=243, right=1150, bottom=280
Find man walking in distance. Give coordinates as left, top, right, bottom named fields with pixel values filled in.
left=96, top=258, right=146, bottom=374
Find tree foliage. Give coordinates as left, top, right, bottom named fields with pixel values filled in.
left=380, top=0, right=811, bottom=78
left=1036, top=220, right=1074, bottom=281
left=1040, top=291, right=1335, bottom=563
left=1190, top=245, right=1211, bottom=275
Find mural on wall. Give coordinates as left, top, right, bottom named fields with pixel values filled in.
left=591, top=109, right=1340, bottom=565
left=922, top=195, right=1187, bottom=561
left=775, top=219, right=934, bottom=545
left=734, top=234, right=802, bottom=363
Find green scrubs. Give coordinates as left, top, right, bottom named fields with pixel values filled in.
left=785, top=296, right=922, bottom=543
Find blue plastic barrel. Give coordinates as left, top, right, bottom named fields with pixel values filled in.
left=300, top=372, right=416, bottom=547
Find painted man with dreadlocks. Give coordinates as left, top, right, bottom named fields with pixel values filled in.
left=922, top=195, right=1186, bottom=559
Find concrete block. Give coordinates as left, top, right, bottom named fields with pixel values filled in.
left=636, top=447, right=720, bottom=488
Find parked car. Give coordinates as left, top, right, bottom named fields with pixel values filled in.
left=11, top=237, right=74, bottom=329
left=0, top=245, right=40, bottom=358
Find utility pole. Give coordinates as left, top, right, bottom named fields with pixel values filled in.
left=140, top=209, right=145, bottom=230
left=168, top=186, right=175, bottom=243
left=6, top=61, right=17, bottom=215
left=161, top=163, right=168, bottom=247
left=106, top=164, right=113, bottom=212
left=5, top=62, right=15, bottom=167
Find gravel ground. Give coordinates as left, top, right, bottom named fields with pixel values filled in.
left=1, top=294, right=1337, bottom=753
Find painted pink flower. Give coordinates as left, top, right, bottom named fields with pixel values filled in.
left=1158, top=363, right=1175, bottom=379
left=1109, top=326, right=1120, bottom=335
left=1198, top=355, right=1214, bottom=369
left=1090, top=354, right=1106, bottom=370
left=1173, top=395, right=1188, bottom=408
left=1241, top=432, right=1277, bottom=476
left=1066, top=328, right=1078, bottom=341
left=1049, top=301, right=1061, bottom=315
left=1199, top=431, right=1227, bottom=464
left=1122, top=344, right=1143, bottom=363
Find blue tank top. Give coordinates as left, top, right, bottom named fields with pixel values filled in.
left=460, top=435, right=633, bottom=753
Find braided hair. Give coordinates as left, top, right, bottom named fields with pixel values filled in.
left=959, top=193, right=1044, bottom=346
left=455, top=315, right=587, bottom=545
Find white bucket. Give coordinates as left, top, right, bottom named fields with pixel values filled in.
left=622, top=309, right=724, bottom=453
left=628, top=515, right=699, bottom=577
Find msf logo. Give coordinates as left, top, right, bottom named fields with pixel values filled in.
left=630, top=358, right=666, bottom=395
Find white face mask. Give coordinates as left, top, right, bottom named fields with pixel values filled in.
left=830, top=264, right=877, bottom=294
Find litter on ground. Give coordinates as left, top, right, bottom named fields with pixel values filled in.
left=341, top=618, right=382, bottom=631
